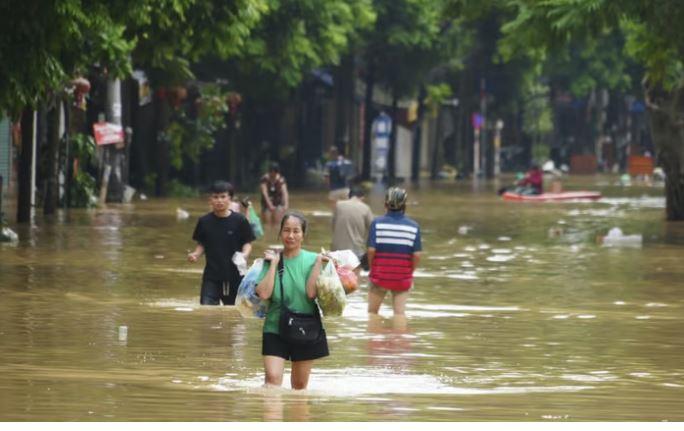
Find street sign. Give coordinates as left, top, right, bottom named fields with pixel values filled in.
left=471, top=112, right=484, bottom=130
left=93, top=122, right=124, bottom=146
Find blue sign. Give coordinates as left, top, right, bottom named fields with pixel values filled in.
left=471, top=113, right=484, bottom=130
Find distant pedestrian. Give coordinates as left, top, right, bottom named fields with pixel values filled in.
left=260, top=162, right=289, bottom=229
left=367, top=187, right=422, bottom=316
left=324, top=146, right=355, bottom=202
left=188, top=181, right=256, bottom=305
left=331, top=185, right=373, bottom=270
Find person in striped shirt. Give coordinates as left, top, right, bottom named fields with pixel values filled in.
left=367, top=187, right=422, bottom=316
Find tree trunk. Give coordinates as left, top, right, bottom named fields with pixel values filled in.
left=295, top=88, right=307, bottom=188
left=17, top=108, right=34, bottom=223
left=63, top=99, right=72, bottom=209
left=154, top=89, right=171, bottom=197
left=334, top=54, right=355, bottom=158
left=430, top=108, right=443, bottom=180
left=646, top=84, right=684, bottom=221
left=411, top=86, right=426, bottom=182
left=43, top=102, right=61, bottom=215
left=387, top=93, right=399, bottom=183
left=361, top=61, right=375, bottom=181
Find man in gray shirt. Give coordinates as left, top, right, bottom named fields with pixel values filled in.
left=331, top=185, right=374, bottom=269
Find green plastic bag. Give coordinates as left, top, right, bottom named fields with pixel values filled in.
left=248, top=206, right=264, bottom=239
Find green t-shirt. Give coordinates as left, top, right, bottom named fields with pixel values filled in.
left=256, top=249, right=321, bottom=334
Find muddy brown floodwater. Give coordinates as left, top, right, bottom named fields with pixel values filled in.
left=1, top=175, right=682, bottom=421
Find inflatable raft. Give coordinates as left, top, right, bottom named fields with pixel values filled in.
left=502, top=191, right=602, bottom=202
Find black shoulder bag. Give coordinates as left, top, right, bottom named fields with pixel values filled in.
left=277, top=256, right=323, bottom=345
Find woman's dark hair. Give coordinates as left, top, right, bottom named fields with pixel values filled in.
left=279, top=211, right=308, bottom=235
left=210, top=181, right=234, bottom=197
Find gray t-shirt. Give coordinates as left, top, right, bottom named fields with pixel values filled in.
left=331, top=198, right=373, bottom=257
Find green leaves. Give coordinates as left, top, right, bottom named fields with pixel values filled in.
left=164, top=84, right=230, bottom=170
left=233, top=0, right=375, bottom=90
left=498, top=0, right=684, bottom=90
left=366, top=0, right=462, bottom=99
left=425, top=83, right=453, bottom=116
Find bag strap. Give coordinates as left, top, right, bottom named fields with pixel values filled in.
left=277, top=254, right=288, bottom=308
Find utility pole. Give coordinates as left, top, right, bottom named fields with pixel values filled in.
left=479, top=78, right=487, bottom=178
left=471, top=111, right=483, bottom=179
left=17, top=109, right=34, bottom=223
left=473, top=127, right=480, bottom=178
left=99, top=78, right=123, bottom=204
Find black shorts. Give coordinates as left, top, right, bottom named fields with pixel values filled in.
left=262, top=331, right=329, bottom=362
left=200, top=278, right=237, bottom=305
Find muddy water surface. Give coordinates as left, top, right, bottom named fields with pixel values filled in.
left=1, top=176, right=682, bottom=421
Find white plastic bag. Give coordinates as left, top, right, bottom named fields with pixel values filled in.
left=232, top=251, right=248, bottom=276
left=315, top=261, right=347, bottom=317
left=326, top=249, right=361, bottom=269
left=235, top=259, right=269, bottom=318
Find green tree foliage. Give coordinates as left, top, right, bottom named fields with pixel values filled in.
left=125, top=0, right=269, bottom=85
left=0, top=0, right=269, bottom=114
left=365, top=0, right=458, bottom=99
left=0, top=0, right=137, bottom=115
left=68, top=133, right=98, bottom=207
left=164, top=84, right=230, bottom=170
left=425, top=83, right=454, bottom=116
left=226, top=0, right=375, bottom=98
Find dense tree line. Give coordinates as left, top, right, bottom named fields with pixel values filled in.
left=2, top=0, right=683, bottom=220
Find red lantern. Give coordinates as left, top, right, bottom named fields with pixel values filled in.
left=72, top=77, right=91, bottom=110
left=227, top=92, right=242, bottom=114
left=168, top=86, right=188, bottom=108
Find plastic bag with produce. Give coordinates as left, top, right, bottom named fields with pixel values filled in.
left=335, top=264, right=358, bottom=294
left=235, top=258, right=269, bottom=318
left=315, top=260, right=347, bottom=316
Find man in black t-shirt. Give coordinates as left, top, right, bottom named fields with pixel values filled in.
left=188, top=181, right=256, bottom=305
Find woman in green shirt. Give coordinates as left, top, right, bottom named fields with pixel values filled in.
left=255, top=211, right=329, bottom=390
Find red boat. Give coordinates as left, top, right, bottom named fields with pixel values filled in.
left=502, top=191, right=602, bottom=202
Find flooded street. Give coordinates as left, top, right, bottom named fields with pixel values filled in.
left=1, top=176, right=683, bottom=421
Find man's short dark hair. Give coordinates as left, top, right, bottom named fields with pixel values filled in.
left=349, top=185, right=365, bottom=198
left=210, top=181, right=234, bottom=197
left=269, top=162, right=280, bottom=173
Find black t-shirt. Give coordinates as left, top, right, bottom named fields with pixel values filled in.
left=192, top=211, right=256, bottom=282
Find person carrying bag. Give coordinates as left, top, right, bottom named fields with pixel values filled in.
left=255, top=211, right=329, bottom=390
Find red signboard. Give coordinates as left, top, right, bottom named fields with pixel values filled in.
left=93, top=122, right=124, bottom=146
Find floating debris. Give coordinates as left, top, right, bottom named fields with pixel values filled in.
left=458, top=225, right=472, bottom=235
left=600, top=227, right=643, bottom=248
left=1, top=227, right=19, bottom=243
left=176, top=208, right=190, bottom=220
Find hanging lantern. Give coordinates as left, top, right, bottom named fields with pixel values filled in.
left=169, top=86, right=188, bottom=108
left=72, top=77, right=91, bottom=110
left=227, top=92, right=243, bottom=115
